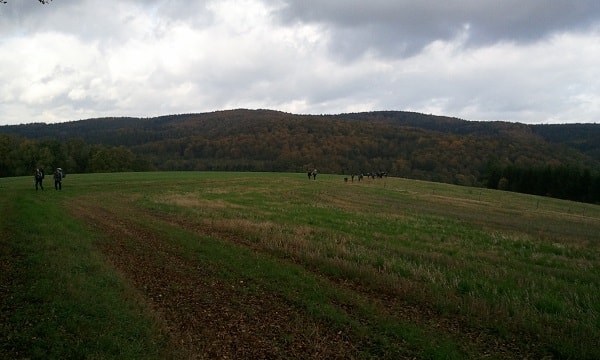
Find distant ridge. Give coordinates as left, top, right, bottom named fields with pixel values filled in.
left=1, top=109, right=599, bottom=186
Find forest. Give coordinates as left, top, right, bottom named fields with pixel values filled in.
left=1, top=109, right=599, bottom=203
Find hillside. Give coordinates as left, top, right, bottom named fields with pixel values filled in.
left=531, top=123, right=600, bottom=162
left=1, top=109, right=599, bottom=187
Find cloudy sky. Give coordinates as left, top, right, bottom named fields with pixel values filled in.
left=1, top=0, right=600, bottom=125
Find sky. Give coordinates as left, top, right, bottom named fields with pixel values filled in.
left=1, top=0, right=600, bottom=126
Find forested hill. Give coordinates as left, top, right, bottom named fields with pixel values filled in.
left=336, top=111, right=600, bottom=159
left=1, top=109, right=599, bottom=189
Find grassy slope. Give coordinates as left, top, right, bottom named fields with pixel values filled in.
left=1, top=172, right=599, bottom=359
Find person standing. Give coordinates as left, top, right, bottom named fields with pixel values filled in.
left=34, top=168, right=44, bottom=191
left=53, top=167, right=63, bottom=190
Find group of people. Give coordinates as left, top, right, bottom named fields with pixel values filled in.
left=307, top=168, right=318, bottom=180
left=34, top=167, right=64, bottom=191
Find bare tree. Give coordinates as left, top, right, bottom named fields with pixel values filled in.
left=1, top=1, right=52, bottom=3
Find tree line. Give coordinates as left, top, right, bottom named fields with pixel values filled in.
left=483, top=164, right=600, bottom=203
left=0, top=134, right=152, bottom=178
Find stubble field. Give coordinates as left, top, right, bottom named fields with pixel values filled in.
left=1, top=171, right=599, bottom=359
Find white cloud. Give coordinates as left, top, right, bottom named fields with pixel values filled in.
left=0, top=0, right=599, bottom=125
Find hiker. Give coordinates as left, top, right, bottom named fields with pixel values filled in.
left=34, top=168, right=44, bottom=191
left=54, top=167, right=63, bottom=190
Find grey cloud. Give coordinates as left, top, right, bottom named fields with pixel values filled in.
left=3, top=0, right=213, bottom=43
left=276, top=0, right=600, bottom=58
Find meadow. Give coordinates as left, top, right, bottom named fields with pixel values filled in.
left=1, top=171, right=599, bottom=359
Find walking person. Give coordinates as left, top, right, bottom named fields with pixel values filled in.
left=53, top=167, right=63, bottom=190
left=34, top=168, right=44, bottom=191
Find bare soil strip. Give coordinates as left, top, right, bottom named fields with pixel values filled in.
left=69, top=199, right=358, bottom=359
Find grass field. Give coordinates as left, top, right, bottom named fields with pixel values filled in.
left=1, top=171, right=599, bottom=359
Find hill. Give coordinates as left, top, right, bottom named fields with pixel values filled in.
left=1, top=109, right=599, bottom=190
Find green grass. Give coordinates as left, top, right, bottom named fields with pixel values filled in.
left=1, top=172, right=599, bottom=359
left=0, top=179, right=171, bottom=359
